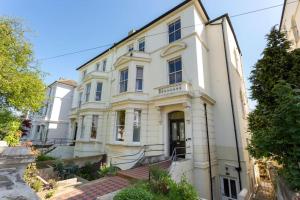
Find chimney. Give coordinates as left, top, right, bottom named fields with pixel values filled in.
left=128, top=29, right=136, bottom=36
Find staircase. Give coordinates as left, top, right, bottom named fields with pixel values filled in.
left=52, top=146, right=190, bottom=200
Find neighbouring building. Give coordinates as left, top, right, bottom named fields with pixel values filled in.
left=69, top=0, right=255, bottom=199
left=30, top=79, right=77, bottom=143
left=280, top=0, right=300, bottom=49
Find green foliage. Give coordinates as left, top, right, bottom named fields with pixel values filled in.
left=24, top=163, right=43, bottom=191
left=45, top=190, right=55, bottom=199
left=36, top=154, right=56, bottom=162
left=0, top=17, right=46, bottom=143
left=76, top=162, right=101, bottom=181
left=115, top=167, right=199, bottom=200
left=98, top=164, right=118, bottom=177
left=168, top=177, right=198, bottom=200
left=0, top=108, right=21, bottom=146
left=114, top=187, right=153, bottom=200
left=0, top=17, right=46, bottom=112
left=248, top=26, right=300, bottom=190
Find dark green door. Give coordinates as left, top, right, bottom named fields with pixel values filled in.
left=169, top=119, right=185, bottom=158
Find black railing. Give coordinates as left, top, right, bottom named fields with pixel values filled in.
left=31, top=138, right=75, bottom=147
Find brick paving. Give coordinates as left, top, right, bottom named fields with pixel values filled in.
left=52, top=160, right=171, bottom=200
left=52, top=176, right=130, bottom=200
left=117, top=160, right=171, bottom=180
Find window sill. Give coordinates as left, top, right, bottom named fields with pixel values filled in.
left=76, top=139, right=102, bottom=144
left=106, top=141, right=142, bottom=147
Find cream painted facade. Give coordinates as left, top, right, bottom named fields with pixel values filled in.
left=30, top=79, right=76, bottom=142
left=280, top=0, right=300, bottom=49
left=69, top=1, right=255, bottom=199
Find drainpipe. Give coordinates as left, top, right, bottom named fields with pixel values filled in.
left=220, top=18, right=242, bottom=190
left=204, top=103, right=213, bottom=200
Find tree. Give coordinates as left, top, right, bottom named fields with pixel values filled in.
left=0, top=17, right=45, bottom=145
left=248, top=26, right=300, bottom=190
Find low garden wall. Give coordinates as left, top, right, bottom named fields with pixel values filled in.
left=36, top=154, right=105, bottom=169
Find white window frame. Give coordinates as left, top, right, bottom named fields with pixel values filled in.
left=133, top=109, right=141, bottom=142
left=138, top=38, right=145, bottom=52
left=135, top=66, right=143, bottom=92
left=91, top=115, right=98, bottom=139
left=128, top=44, right=134, bottom=52
left=168, top=19, right=181, bottom=43
left=85, top=83, right=91, bottom=102
left=168, top=57, right=182, bottom=84
left=95, top=82, right=103, bottom=101
left=119, top=69, right=128, bottom=93
left=116, top=110, right=126, bottom=141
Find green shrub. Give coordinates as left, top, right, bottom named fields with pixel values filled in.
left=114, top=187, right=153, bottom=200
left=36, top=154, right=56, bottom=162
left=168, top=176, right=198, bottom=200
left=24, top=163, right=43, bottom=191
left=45, top=190, right=55, bottom=199
left=76, top=162, right=101, bottom=181
left=32, top=179, right=43, bottom=192
left=98, top=164, right=118, bottom=177
left=149, top=165, right=169, bottom=181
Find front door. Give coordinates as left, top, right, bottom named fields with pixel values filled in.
left=169, top=119, right=185, bottom=158
left=221, top=177, right=238, bottom=200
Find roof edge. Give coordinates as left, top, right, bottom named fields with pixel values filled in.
left=206, top=13, right=242, bottom=55
left=76, top=0, right=210, bottom=71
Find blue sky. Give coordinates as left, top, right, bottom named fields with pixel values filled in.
left=0, top=0, right=283, bottom=109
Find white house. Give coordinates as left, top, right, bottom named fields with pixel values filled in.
left=280, top=0, right=300, bottom=49
left=30, top=79, right=77, bottom=143
left=69, top=0, right=255, bottom=199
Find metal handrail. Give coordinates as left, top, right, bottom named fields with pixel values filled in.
left=110, top=144, right=164, bottom=167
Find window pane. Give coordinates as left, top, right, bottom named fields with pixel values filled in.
left=136, top=67, right=143, bottom=79
left=230, top=180, right=237, bottom=199
left=133, top=110, right=141, bottom=142
left=136, top=79, right=143, bottom=91
left=103, top=60, right=106, bottom=72
left=179, top=122, right=185, bottom=141
left=116, top=111, right=126, bottom=141
left=175, top=20, right=181, bottom=30
left=169, top=73, right=175, bottom=84
left=85, top=83, right=91, bottom=102
left=91, top=115, right=98, bottom=139
left=120, top=70, right=128, bottom=93
left=175, top=59, right=182, bottom=71
left=169, top=33, right=175, bottom=43
left=95, top=82, right=102, bottom=101
left=168, top=24, right=174, bottom=33
left=139, top=39, right=145, bottom=52
left=169, top=61, right=175, bottom=73
left=176, top=71, right=182, bottom=83
left=223, top=178, right=230, bottom=197
left=175, top=30, right=181, bottom=40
